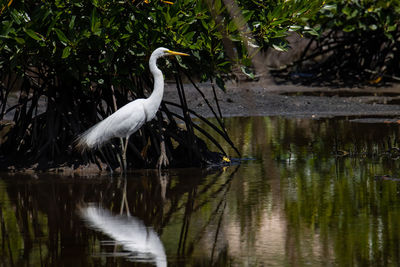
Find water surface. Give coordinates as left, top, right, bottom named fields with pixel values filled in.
left=1, top=117, right=400, bottom=266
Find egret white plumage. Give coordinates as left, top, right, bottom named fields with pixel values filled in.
left=80, top=205, right=167, bottom=267
left=75, top=47, right=189, bottom=171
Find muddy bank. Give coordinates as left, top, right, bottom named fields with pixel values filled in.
left=164, top=81, right=400, bottom=122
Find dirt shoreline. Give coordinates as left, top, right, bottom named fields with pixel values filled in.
left=164, top=81, right=400, bottom=121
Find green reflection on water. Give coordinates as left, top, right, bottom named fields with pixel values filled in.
left=1, top=117, right=400, bottom=266
left=199, top=117, right=400, bottom=266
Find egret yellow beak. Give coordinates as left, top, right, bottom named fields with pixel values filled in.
left=166, top=50, right=190, bottom=56
left=142, top=0, right=173, bottom=4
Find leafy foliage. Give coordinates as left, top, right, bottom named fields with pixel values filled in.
left=0, top=0, right=324, bottom=169
left=238, top=0, right=324, bottom=49
left=273, top=0, right=400, bottom=85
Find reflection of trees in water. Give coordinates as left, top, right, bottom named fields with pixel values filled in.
left=204, top=116, right=400, bottom=265
left=217, top=116, right=400, bottom=163
left=0, top=176, right=102, bottom=266
left=271, top=119, right=400, bottom=266
left=282, top=157, right=400, bottom=265
left=0, top=166, right=239, bottom=266
left=175, top=168, right=237, bottom=264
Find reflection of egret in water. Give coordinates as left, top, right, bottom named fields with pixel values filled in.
left=80, top=205, right=167, bottom=267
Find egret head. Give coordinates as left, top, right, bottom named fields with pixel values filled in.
left=152, top=47, right=189, bottom=59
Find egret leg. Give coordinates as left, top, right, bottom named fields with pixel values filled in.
left=115, top=151, right=123, bottom=173
left=156, top=114, right=169, bottom=170
left=122, top=137, right=129, bottom=172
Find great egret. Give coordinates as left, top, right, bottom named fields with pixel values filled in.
left=75, top=47, right=189, bottom=171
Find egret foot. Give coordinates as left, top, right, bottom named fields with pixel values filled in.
left=98, top=148, right=114, bottom=175
left=157, top=140, right=169, bottom=170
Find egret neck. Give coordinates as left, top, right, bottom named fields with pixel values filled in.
left=145, top=53, right=165, bottom=122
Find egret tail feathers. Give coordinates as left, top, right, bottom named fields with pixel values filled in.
left=74, top=130, right=91, bottom=153
left=74, top=119, right=113, bottom=153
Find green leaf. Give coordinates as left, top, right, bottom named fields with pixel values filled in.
left=342, top=6, right=352, bottom=16
left=217, top=61, right=230, bottom=67
left=91, top=8, right=99, bottom=34
left=9, top=9, right=22, bottom=25
left=272, top=43, right=288, bottom=52
left=228, top=20, right=237, bottom=32
left=305, top=27, right=319, bottom=36
left=192, top=50, right=201, bottom=60
left=289, top=25, right=302, bottom=32
left=387, top=24, right=397, bottom=32
left=322, top=4, right=337, bottom=11
left=240, top=66, right=255, bottom=79
left=24, top=29, right=42, bottom=41
left=1, top=20, right=13, bottom=37
left=62, top=46, right=71, bottom=58
left=46, top=16, right=59, bottom=37
left=184, top=31, right=195, bottom=42
left=69, top=15, right=76, bottom=30
left=229, top=35, right=241, bottom=42
left=201, top=19, right=208, bottom=30
left=242, top=10, right=254, bottom=23
left=343, top=25, right=355, bottom=32
left=369, top=24, right=378, bottom=31
left=14, top=37, right=25, bottom=44
left=214, top=0, right=222, bottom=15
left=54, top=28, right=70, bottom=45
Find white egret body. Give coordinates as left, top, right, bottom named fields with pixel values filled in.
left=75, top=47, right=189, bottom=169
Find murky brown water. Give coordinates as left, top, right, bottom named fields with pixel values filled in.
left=2, top=117, right=400, bottom=266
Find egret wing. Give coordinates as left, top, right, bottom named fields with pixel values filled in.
left=106, top=100, right=147, bottom=139
left=75, top=99, right=147, bottom=150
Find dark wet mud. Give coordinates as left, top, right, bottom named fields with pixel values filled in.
left=164, top=82, right=400, bottom=122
